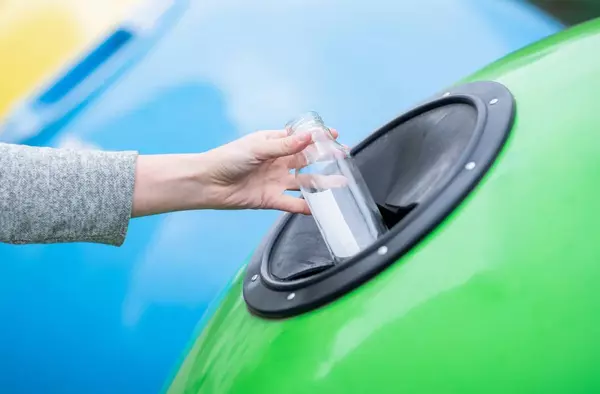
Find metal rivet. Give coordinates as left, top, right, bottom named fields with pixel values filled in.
left=251, top=274, right=258, bottom=282
left=443, top=92, right=450, bottom=97
left=489, top=98, right=499, bottom=105
left=287, top=293, right=296, bottom=300
left=377, top=246, right=388, bottom=255
left=465, top=162, right=476, bottom=170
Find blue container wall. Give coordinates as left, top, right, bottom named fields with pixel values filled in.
left=0, top=1, right=561, bottom=393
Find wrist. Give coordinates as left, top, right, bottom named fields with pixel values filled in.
left=188, top=150, right=225, bottom=209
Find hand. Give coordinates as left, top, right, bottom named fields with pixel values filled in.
left=199, top=128, right=339, bottom=214
left=132, top=128, right=339, bottom=217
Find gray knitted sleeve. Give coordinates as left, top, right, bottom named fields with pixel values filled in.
left=0, top=143, right=138, bottom=246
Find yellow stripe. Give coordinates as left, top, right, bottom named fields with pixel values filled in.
left=0, top=0, right=141, bottom=118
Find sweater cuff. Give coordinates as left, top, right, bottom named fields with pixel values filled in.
left=0, top=143, right=139, bottom=246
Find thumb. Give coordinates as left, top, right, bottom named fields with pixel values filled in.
left=257, top=132, right=312, bottom=160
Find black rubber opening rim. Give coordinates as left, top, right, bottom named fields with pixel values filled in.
left=260, top=94, right=487, bottom=291
left=243, top=80, right=516, bottom=319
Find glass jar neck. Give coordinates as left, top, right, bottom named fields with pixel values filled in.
left=285, top=111, right=335, bottom=141
left=285, top=111, right=347, bottom=166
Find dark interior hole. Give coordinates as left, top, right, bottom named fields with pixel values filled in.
left=268, top=103, right=478, bottom=282
left=378, top=203, right=416, bottom=229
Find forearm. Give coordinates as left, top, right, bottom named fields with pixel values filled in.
left=132, top=153, right=217, bottom=217
left=0, top=129, right=312, bottom=247
left=0, top=143, right=137, bottom=246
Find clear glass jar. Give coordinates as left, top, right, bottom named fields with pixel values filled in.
left=285, top=111, right=387, bottom=263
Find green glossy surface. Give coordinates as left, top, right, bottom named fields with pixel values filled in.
left=168, top=19, right=600, bottom=394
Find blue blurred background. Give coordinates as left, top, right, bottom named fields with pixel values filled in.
left=0, top=1, right=595, bottom=393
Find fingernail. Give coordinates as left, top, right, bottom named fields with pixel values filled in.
left=296, top=132, right=312, bottom=142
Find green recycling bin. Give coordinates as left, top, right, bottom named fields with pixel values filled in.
left=167, top=18, right=600, bottom=394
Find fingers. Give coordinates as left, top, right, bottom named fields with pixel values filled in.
left=263, top=129, right=288, bottom=139
left=262, top=127, right=338, bottom=141
left=272, top=128, right=338, bottom=138
left=296, top=173, right=349, bottom=189
left=256, top=132, right=313, bottom=160
left=255, top=126, right=340, bottom=161
left=286, top=151, right=308, bottom=170
left=284, top=174, right=300, bottom=191
left=270, top=195, right=311, bottom=215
